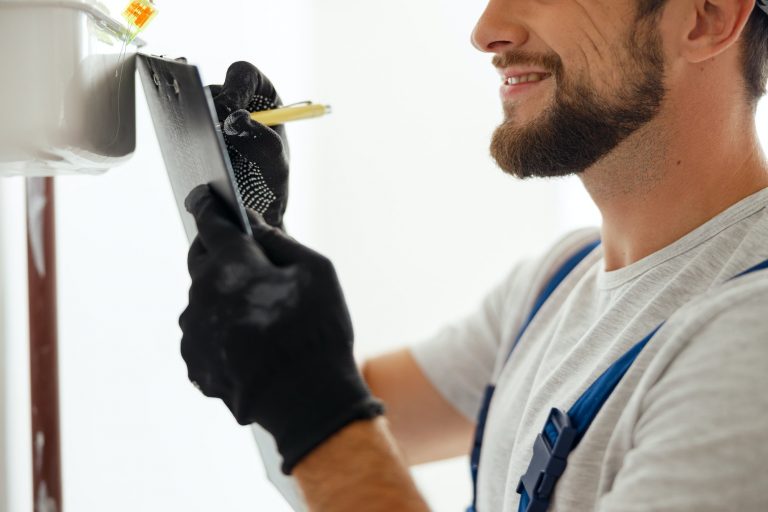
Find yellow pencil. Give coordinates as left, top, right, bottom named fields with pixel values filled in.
left=250, top=103, right=331, bottom=126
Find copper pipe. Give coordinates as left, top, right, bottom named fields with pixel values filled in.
left=26, top=176, right=62, bottom=512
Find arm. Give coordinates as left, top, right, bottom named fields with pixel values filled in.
left=182, top=62, right=441, bottom=510
left=362, top=348, right=475, bottom=465
left=294, top=418, right=430, bottom=512
left=292, top=347, right=474, bottom=510
left=180, top=190, right=428, bottom=506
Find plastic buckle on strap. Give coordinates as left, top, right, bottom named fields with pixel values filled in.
left=516, top=408, right=577, bottom=512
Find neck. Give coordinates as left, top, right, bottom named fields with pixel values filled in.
left=580, top=98, right=768, bottom=272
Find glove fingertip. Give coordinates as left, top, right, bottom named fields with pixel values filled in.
left=223, top=112, right=285, bottom=158
left=222, top=110, right=254, bottom=136
left=184, top=184, right=212, bottom=215
left=227, top=60, right=260, bottom=79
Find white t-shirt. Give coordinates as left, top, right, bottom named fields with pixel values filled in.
left=411, top=188, right=768, bottom=511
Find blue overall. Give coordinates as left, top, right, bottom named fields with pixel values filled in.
left=467, top=240, right=768, bottom=512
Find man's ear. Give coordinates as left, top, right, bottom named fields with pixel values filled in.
left=678, top=0, right=754, bottom=62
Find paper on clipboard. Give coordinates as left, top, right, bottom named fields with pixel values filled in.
left=251, top=425, right=308, bottom=511
left=136, top=53, right=252, bottom=240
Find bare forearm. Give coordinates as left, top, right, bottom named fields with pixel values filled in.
left=362, top=349, right=475, bottom=465
left=293, top=417, right=431, bottom=512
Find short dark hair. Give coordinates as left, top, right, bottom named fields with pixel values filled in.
left=638, top=1, right=768, bottom=107
left=741, top=5, right=768, bottom=103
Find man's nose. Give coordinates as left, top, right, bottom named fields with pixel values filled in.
left=471, top=0, right=529, bottom=53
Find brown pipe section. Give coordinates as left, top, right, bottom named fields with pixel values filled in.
left=26, top=176, right=62, bottom=512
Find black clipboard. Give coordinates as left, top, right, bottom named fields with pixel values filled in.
left=137, top=53, right=252, bottom=242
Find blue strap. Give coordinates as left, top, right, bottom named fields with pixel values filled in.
left=732, top=258, right=768, bottom=279
left=467, top=386, right=496, bottom=512
left=468, top=239, right=600, bottom=512
left=516, top=258, right=768, bottom=512
left=558, top=323, right=662, bottom=446
left=509, top=239, right=602, bottom=362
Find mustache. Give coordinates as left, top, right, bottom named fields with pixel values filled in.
left=492, top=51, right=562, bottom=75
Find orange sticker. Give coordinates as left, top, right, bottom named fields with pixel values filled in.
left=122, top=0, right=158, bottom=32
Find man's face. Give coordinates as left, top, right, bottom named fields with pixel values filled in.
left=473, top=1, right=667, bottom=179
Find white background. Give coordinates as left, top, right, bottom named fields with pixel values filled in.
left=4, top=1, right=764, bottom=511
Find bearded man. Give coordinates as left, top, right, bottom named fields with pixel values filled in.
left=179, top=1, right=768, bottom=510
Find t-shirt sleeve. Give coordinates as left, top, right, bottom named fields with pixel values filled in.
left=409, top=228, right=601, bottom=422
left=409, top=263, right=531, bottom=421
left=597, top=281, right=768, bottom=511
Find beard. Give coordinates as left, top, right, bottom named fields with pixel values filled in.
left=490, top=19, right=666, bottom=179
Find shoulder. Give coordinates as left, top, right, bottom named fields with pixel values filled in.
left=640, top=270, right=768, bottom=418
left=598, top=272, right=768, bottom=510
left=659, top=269, right=768, bottom=359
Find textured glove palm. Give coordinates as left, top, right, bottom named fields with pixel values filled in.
left=180, top=186, right=384, bottom=474
left=208, top=61, right=289, bottom=229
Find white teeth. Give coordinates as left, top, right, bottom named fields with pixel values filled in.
left=505, top=73, right=548, bottom=86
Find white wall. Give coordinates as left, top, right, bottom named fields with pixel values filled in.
left=0, top=1, right=608, bottom=511
left=0, top=182, right=5, bottom=512
left=0, top=180, right=16, bottom=512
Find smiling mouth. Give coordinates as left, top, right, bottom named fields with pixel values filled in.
left=503, top=72, right=552, bottom=86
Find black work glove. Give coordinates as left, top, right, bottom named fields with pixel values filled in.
left=179, top=186, right=384, bottom=474
left=208, top=61, right=289, bottom=229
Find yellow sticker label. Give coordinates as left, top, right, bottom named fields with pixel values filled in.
left=122, top=0, right=158, bottom=32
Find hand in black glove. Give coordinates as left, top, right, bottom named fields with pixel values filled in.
left=208, top=61, right=289, bottom=229
left=179, top=186, right=384, bottom=474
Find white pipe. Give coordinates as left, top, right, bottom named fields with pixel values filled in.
left=0, top=177, right=33, bottom=512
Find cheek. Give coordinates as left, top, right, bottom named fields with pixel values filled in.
left=556, top=37, right=637, bottom=97
left=532, top=5, right=635, bottom=92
